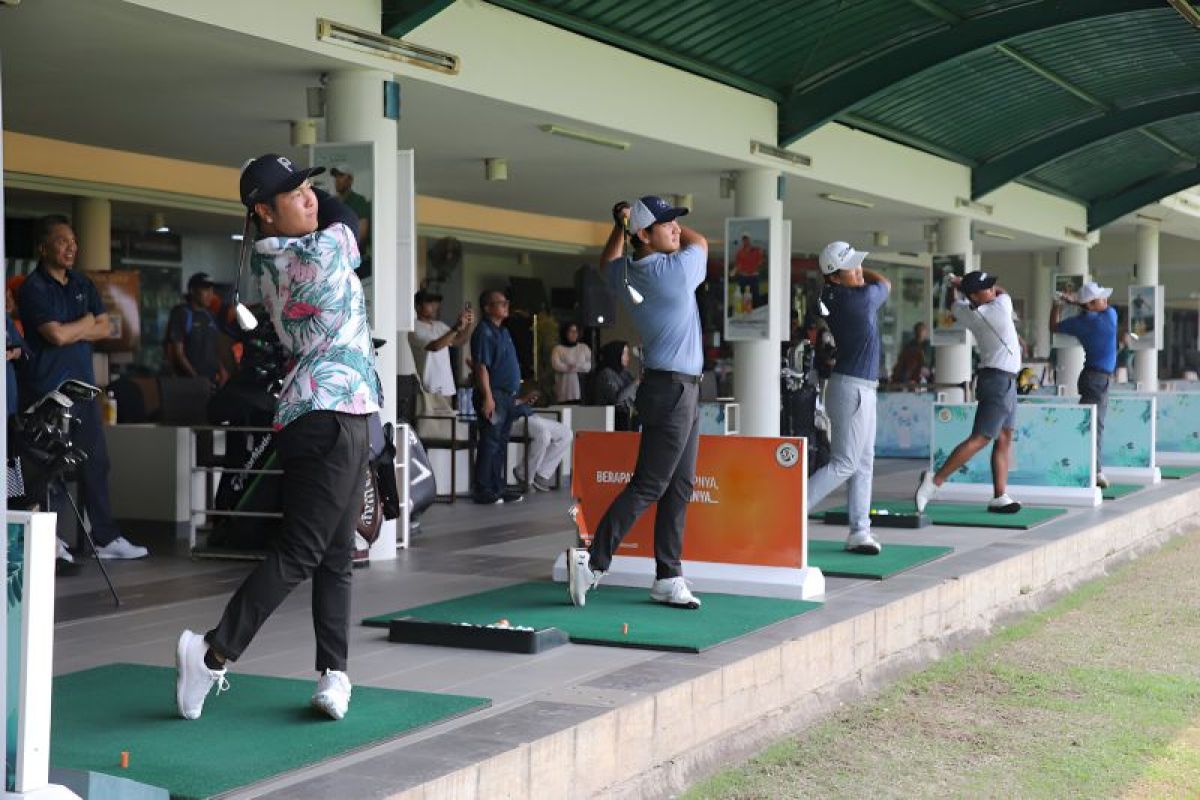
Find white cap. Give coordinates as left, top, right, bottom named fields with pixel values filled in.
left=330, top=163, right=354, bottom=177
left=1077, top=281, right=1113, bottom=303
left=818, top=241, right=868, bottom=275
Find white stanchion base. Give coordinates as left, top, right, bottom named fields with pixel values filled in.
left=1157, top=452, right=1200, bottom=467
left=551, top=552, right=825, bottom=601
left=934, top=482, right=1101, bottom=508
left=5, top=785, right=82, bottom=800
left=1102, top=466, right=1161, bottom=484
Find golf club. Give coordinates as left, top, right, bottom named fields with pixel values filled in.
left=619, top=209, right=645, bottom=305
left=233, top=212, right=258, bottom=331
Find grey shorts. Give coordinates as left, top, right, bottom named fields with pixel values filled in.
left=973, top=368, right=1017, bottom=439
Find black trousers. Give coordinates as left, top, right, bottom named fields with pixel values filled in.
left=1078, top=368, right=1111, bottom=470
left=208, top=411, right=369, bottom=673
left=473, top=390, right=515, bottom=502
left=588, top=372, right=700, bottom=580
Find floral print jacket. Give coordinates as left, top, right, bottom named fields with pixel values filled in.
left=252, top=222, right=381, bottom=430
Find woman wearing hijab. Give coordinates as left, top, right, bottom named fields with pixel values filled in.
left=550, top=321, right=592, bottom=403
left=594, top=339, right=638, bottom=430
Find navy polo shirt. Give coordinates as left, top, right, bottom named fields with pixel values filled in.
left=18, top=266, right=104, bottom=396
left=823, top=281, right=889, bottom=381
left=6, top=314, right=27, bottom=417
left=470, top=317, right=521, bottom=394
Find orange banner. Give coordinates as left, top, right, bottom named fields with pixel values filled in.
left=571, top=432, right=807, bottom=568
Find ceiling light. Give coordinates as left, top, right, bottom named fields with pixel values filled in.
left=290, top=119, right=318, bottom=147
left=955, top=196, right=994, bottom=215
left=719, top=173, right=736, bottom=199
left=873, top=231, right=889, bottom=247
left=979, top=228, right=1014, bottom=241
left=484, top=158, right=508, bottom=181
left=306, top=86, right=326, bottom=118
left=316, top=18, right=459, bottom=74
left=750, top=140, right=811, bottom=167
left=539, top=124, right=630, bottom=151
left=820, top=193, right=874, bottom=209
left=150, top=213, right=169, bottom=233
left=672, top=193, right=693, bottom=211
left=231, top=233, right=244, bottom=242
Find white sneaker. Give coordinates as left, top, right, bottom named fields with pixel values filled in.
left=95, top=536, right=149, bottom=560
left=845, top=531, right=882, bottom=555
left=311, top=669, right=352, bottom=721
left=1096, top=472, right=1110, bottom=490
left=566, top=547, right=603, bottom=607
left=914, top=470, right=938, bottom=512
left=175, top=629, right=228, bottom=720
left=56, top=537, right=74, bottom=564
left=987, top=493, right=1022, bottom=514
left=650, top=576, right=701, bottom=609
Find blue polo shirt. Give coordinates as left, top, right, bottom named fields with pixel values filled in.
left=823, top=281, right=889, bottom=381
left=6, top=314, right=27, bottom=417
left=1057, top=307, right=1117, bottom=373
left=471, top=317, right=521, bottom=394
left=18, top=266, right=104, bottom=396
left=605, top=243, right=705, bottom=375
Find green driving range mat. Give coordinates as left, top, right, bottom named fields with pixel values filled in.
left=51, top=664, right=489, bottom=800
left=1161, top=466, right=1200, bottom=479
left=363, top=581, right=820, bottom=653
left=1103, top=483, right=1142, bottom=500
left=818, top=499, right=1067, bottom=529
left=808, top=539, right=953, bottom=579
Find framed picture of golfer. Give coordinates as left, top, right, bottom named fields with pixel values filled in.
left=1051, top=273, right=1087, bottom=347
left=1128, top=284, right=1162, bottom=350
left=930, top=254, right=966, bottom=345
left=724, top=217, right=771, bottom=341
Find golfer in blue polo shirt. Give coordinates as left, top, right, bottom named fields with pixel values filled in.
left=566, top=196, right=707, bottom=610
left=1050, top=280, right=1117, bottom=489
left=805, top=240, right=891, bottom=556
left=18, top=215, right=148, bottom=560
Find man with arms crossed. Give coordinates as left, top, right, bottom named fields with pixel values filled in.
left=566, top=196, right=706, bottom=609
left=805, top=241, right=891, bottom=555
left=915, top=271, right=1022, bottom=514
left=1050, top=281, right=1117, bottom=489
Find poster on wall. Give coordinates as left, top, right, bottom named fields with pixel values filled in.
left=1128, top=284, right=1163, bottom=350
left=724, top=217, right=771, bottom=341
left=930, top=254, right=966, bottom=345
left=88, top=270, right=141, bottom=352
left=310, top=142, right=375, bottom=306
left=1052, top=273, right=1087, bottom=347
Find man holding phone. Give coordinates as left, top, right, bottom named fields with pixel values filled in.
left=408, top=289, right=473, bottom=412
left=470, top=288, right=524, bottom=505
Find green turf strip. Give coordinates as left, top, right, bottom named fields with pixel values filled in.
left=1102, top=483, right=1142, bottom=500
left=808, top=539, right=952, bottom=579
left=1160, top=466, right=1200, bottom=479
left=819, top=499, right=1067, bottom=529
left=363, top=582, right=820, bottom=653
left=51, top=664, right=488, bottom=800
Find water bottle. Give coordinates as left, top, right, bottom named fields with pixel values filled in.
left=102, top=389, right=118, bottom=426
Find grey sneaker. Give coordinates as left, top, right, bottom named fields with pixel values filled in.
left=95, top=536, right=149, bottom=560
left=175, top=629, right=228, bottom=720
left=845, top=531, right=882, bottom=555
left=566, top=547, right=603, bottom=607
left=650, top=576, right=701, bottom=609
left=531, top=474, right=554, bottom=492
left=311, top=669, right=352, bottom=720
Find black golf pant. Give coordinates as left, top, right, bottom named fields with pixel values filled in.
left=208, top=411, right=369, bottom=673
left=588, top=371, right=700, bottom=580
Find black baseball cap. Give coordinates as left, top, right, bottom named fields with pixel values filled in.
left=960, top=271, right=998, bottom=295
left=239, top=154, right=325, bottom=209
left=628, top=195, right=689, bottom=234
left=187, top=272, right=215, bottom=290
left=414, top=289, right=443, bottom=305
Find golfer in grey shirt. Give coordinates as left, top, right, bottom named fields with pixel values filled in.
left=566, top=196, right=706, bottom=610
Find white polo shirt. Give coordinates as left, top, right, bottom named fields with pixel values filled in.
left=408, top=319, right=457, bottom=397
left=952, top=293, right=1021, bottom=374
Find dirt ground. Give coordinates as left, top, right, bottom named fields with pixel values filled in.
left=684, top=529, right=1200, bottom=799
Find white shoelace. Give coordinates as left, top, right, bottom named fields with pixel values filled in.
left=213, top=673, right=230, bottom=696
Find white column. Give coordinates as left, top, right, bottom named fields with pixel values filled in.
left=733, top=169, right=782, bottom=436
left=74, top=196, right=112, bottom=386
left=1031, top=253, right=1053, bottom=359
left=1055, top=244, right=1087, bottom=390
left=1134, top=222, right=1160, bottom=387
left=935, top=216, right=972, bottom=399
left=326, top=70, right=400, bottom=559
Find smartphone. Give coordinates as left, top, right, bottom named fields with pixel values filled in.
left=464, top=301, right=472, bottom=312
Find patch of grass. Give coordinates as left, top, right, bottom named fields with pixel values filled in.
left=683, top=530, right=1200, bottom=800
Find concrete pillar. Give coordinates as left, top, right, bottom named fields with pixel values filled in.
left=732, top=169, right=783, bottom=437
left=326, top=70, right=400, bottom=559
left=73, top=197, right=112, bottom=384
left=1134, top=222, right=1160, bottom=387
left=1031, top=253, right=1053, bottom=359
left=934, top=216, right=972, bottom=399
left=1055, top=244, right=1087, bottom=390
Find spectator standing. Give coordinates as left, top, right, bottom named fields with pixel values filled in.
left=551, top=321, right=591, bottom=403
left=890, top=321, right=932, bottom=384
left=470, top=289, right=526, bottom=505
left=408, top=288, right=472, bottom=411
left=331, top=164, right=371, bottom=276
left=164, top=272, right=223, bottom=385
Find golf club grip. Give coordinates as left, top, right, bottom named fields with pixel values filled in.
left=234, top=213, right=253, bottom=305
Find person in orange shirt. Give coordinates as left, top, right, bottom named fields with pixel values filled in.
left=730, top=234, right=764, bottom=308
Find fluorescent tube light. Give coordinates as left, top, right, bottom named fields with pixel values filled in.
left=750, top=140, right=811, bottom=167
left=979, top=228, right=1014, bottom=241
left=820, top=193, right=874, bottom=209
left=539, top=124, right=630, bottom=151
left=316, top=18, right=459, bottom=74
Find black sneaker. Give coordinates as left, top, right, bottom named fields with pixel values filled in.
left=501, top=490, right=525, bottom=504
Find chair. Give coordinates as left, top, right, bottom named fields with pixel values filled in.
left=412, top=376, right=475, bottom=503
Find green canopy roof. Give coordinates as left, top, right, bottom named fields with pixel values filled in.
left=385, top=0, right=1200, bottom=230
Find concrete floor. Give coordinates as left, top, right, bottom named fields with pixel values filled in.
left=49, top=460, right=1194, bottom=798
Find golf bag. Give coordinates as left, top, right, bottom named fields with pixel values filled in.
left=781, top=342, right=832, bottom=476
left=406, top=425, right=436, bottom=520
